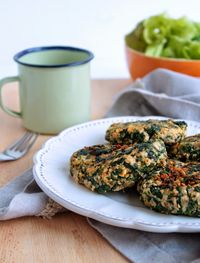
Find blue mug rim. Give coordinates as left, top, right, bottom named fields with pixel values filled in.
left=13, top=46, right=94, bottom=68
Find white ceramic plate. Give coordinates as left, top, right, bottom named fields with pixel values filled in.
left=33, top=116, right=200, bottom=233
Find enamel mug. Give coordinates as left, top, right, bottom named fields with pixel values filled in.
left=0, top=46, right=94, bottom=134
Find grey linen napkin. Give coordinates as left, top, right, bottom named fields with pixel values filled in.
left=0, top=169, right=65, bottom=220
left=106, top=68, right=200, bottom=120
left=1, top=68, right=200, bottom=263
left=89, top=219, right=200, bottom=263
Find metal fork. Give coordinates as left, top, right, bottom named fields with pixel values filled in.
left=0, top=132, right=38, bottom=161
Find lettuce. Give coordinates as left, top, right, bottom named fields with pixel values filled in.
left=125, top=22, right=147, bottom=52
left=125, top=13, right=200, bottom=59
left=143, top=14, right=170, bottom=45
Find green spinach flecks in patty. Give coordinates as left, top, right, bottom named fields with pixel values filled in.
left=169, top=134, right=200, bottom=162
left=138, top=160, right=200, bottom=217
left=70, top=140, right=167, bottom=193
left=105, top=119, right=187, bottom=145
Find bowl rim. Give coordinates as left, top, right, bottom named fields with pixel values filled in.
left=125, top=44, right=200, bottom=63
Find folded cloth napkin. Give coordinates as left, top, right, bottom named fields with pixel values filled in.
left=1, top=69, right=200, bottom=263
left=89, top=219, right=200, bottom=263
left=0, top=169, right=65, bottom=220
left=106, top=68, right=200, bottom=120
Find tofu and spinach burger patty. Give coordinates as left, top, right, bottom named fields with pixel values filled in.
left=170, top=134, right=200, bottom=162
left=105, top=119, right=187, bottom=145
left=138, top=160, right=200, bottom=217
left=70, top=140, right=167, bottom=193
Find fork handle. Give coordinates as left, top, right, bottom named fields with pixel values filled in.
left=0, top=76, right=21, bottom=118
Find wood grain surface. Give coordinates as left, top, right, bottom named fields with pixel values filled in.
left=0, top=79, right=132, bottom=263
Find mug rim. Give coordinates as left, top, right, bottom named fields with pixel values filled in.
left=13, top=46, right=94, bottom=68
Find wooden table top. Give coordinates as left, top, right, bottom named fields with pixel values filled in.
left=0, top=79, right=132, bottom=263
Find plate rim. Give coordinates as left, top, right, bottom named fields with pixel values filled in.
left=33, top=116, right=200, bottom=233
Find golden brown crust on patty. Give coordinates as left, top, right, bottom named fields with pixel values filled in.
left=169, top=134, right=200, bottom=162
left=105, top=119, right=187, bottom=145
left=138, top=160, right=200, bottom=217
left=70, top=140, right=167, bottom=193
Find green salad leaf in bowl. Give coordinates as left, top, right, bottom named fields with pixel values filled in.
left=125, top=13, right=200, bottom=59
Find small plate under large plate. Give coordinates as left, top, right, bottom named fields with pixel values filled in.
left=33, top=116, right=200, bottom=233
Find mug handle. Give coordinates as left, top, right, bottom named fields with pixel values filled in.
left=0, top=76, right=21, bottom=118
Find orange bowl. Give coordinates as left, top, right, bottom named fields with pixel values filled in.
left=125, top=45, right=200, bottom=80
